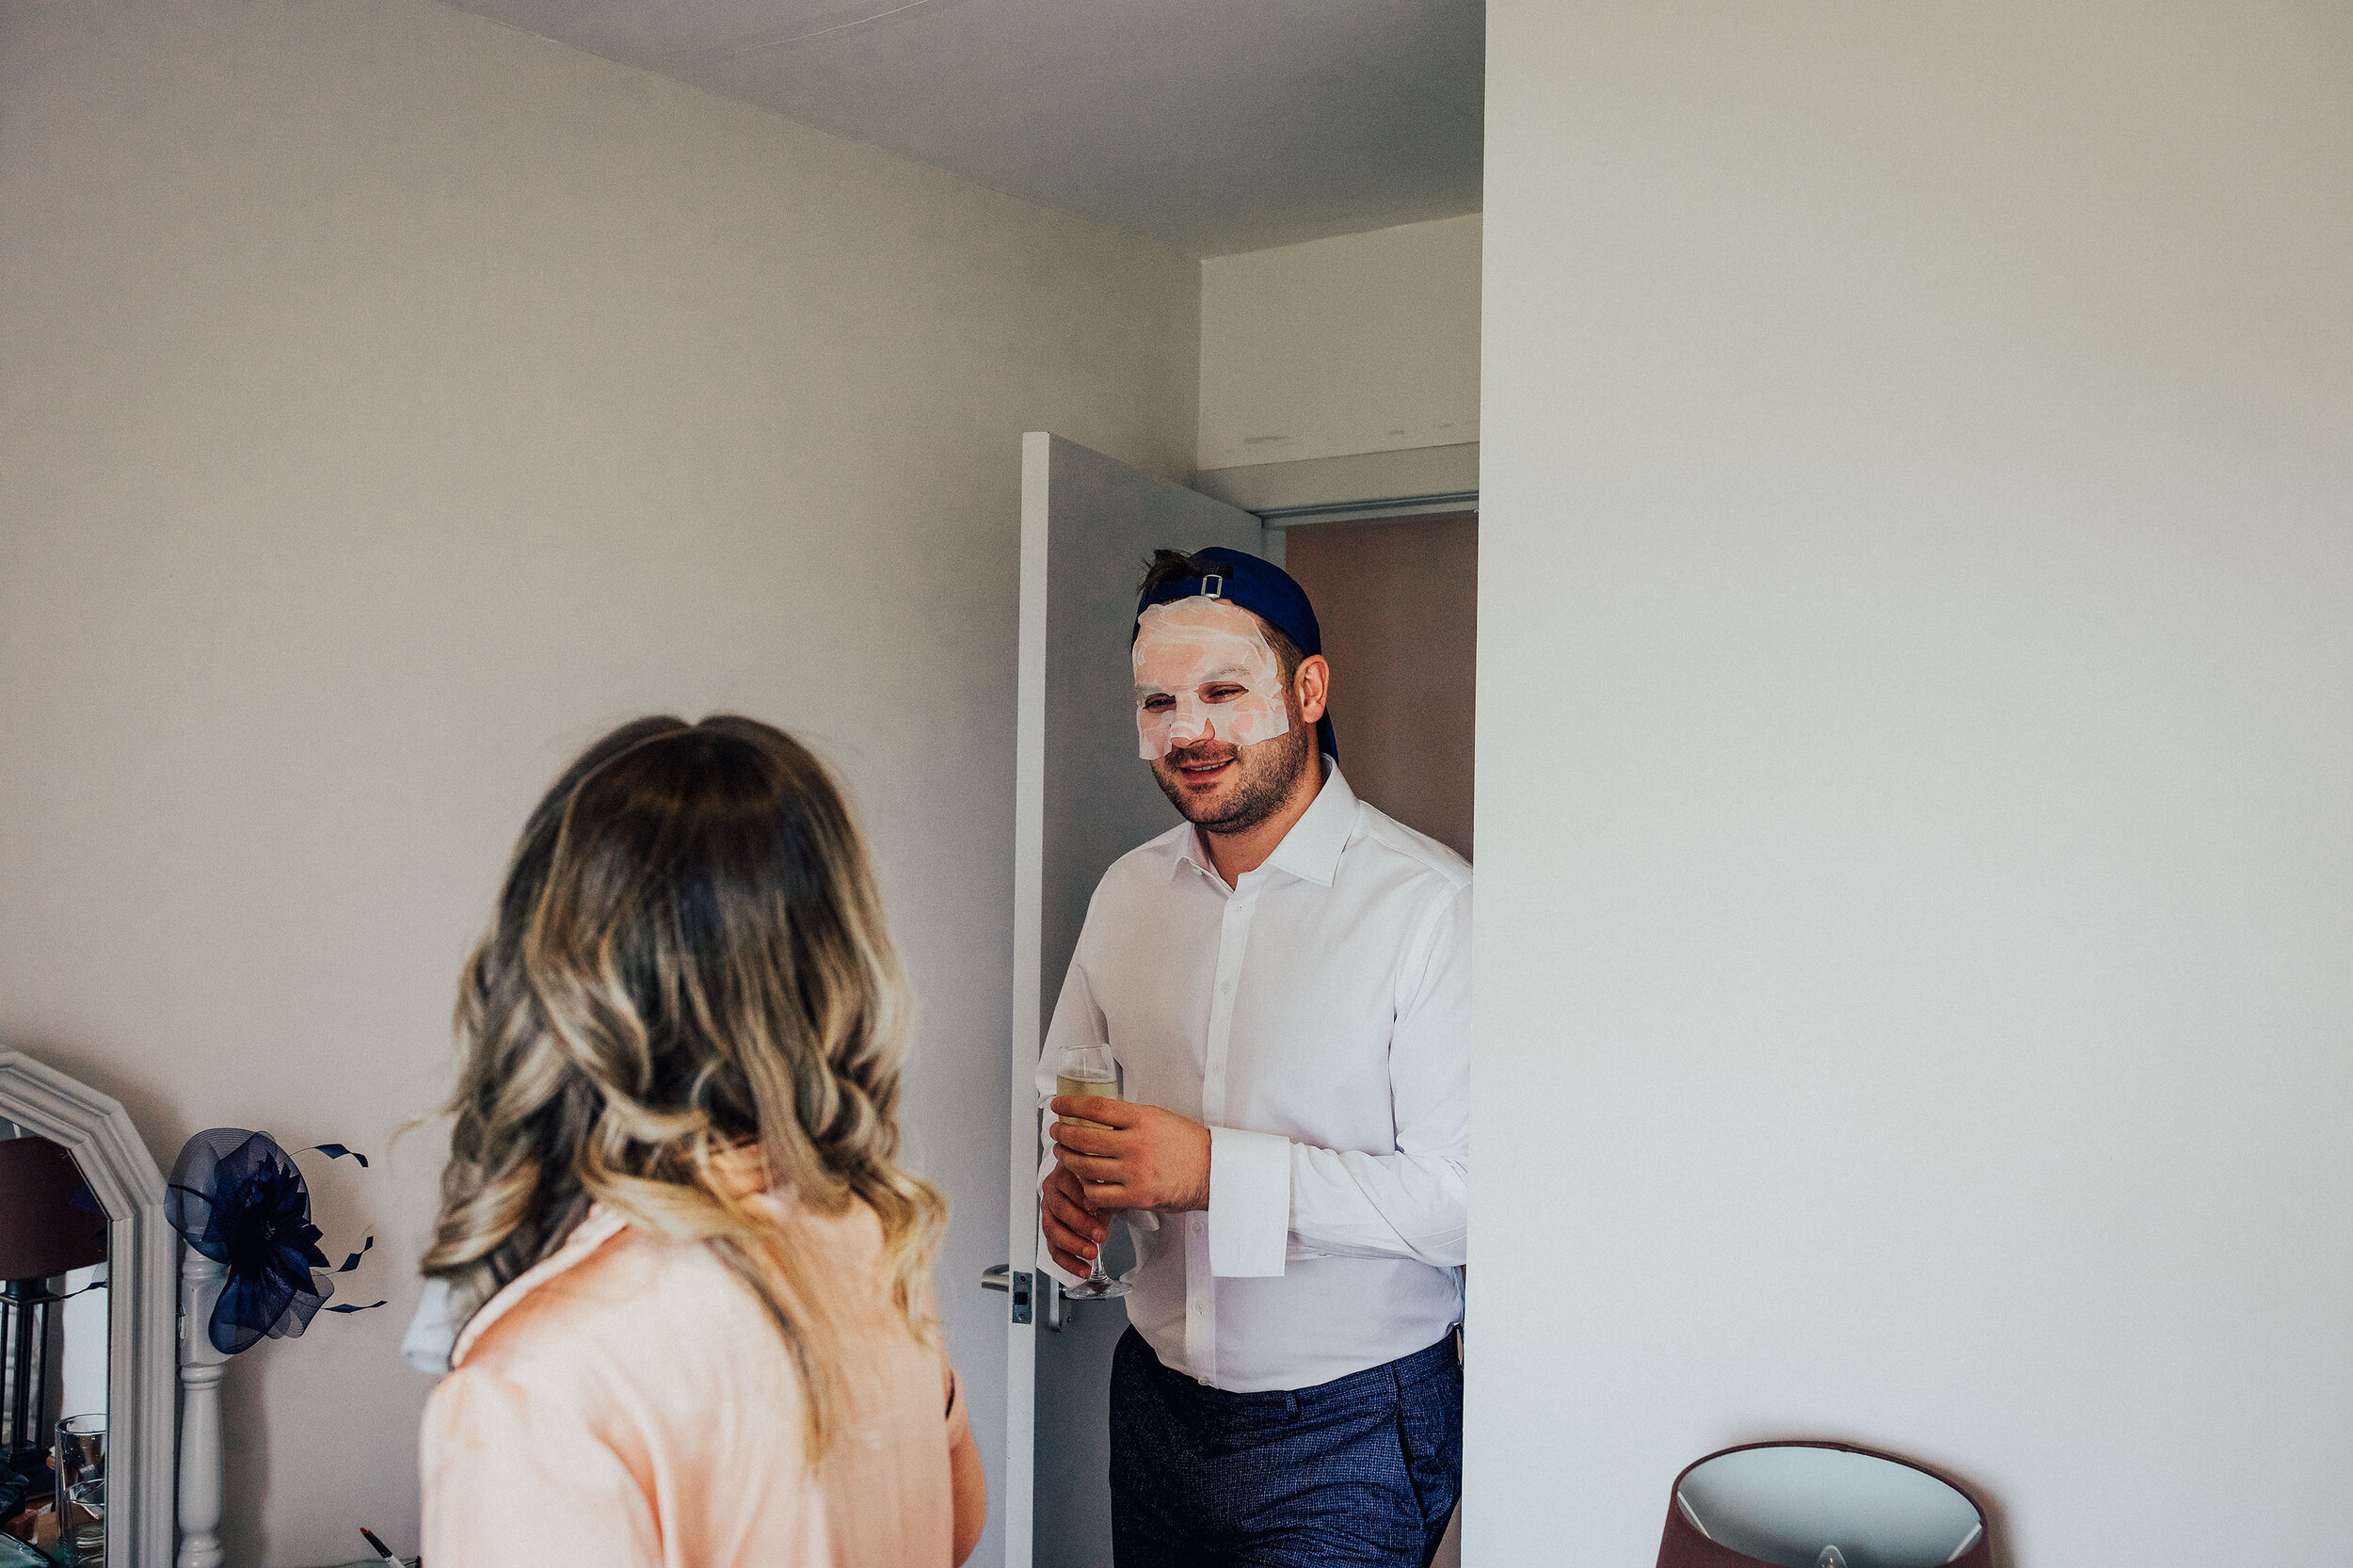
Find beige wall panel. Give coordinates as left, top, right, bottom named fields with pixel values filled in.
left=1473, top=2, right=2353, bottom=1563
left=0, top=4, right=1198, bottom=1562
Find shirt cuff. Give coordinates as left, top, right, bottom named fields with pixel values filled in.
left=1206, top=1126, right=1291, bottom=1277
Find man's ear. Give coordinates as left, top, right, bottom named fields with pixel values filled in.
left=1294, top=654, right=1331, bottom=726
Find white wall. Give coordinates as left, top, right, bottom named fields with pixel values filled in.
left=1474, top=3, right=2352, bottom=1563
left=1198, top=214, right=1481, bottom=471
left=58, top=1264, right=110, bottom=1420
left=0, top=5, right=1197, bottom=1563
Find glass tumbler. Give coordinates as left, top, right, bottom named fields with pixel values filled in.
left=54, top=1414, right=104, bottom=1566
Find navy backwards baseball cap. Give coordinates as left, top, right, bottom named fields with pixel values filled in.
left=1132, top=545, right=1337, bottom=761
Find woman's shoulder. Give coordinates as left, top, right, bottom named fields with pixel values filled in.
left=449, top=1190, right=894, bottom=1377
left=447, top=1209, right=775, bottom=1390
left=417, top=1211, right=823, bottom=1567
left=423, top=1191, right=956, bottom=1565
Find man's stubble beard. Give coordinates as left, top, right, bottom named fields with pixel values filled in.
left=1150, top=718, right=1316, bottom=836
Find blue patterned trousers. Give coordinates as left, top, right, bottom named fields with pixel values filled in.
left=1109, top=1326, right=1462, bottom=1568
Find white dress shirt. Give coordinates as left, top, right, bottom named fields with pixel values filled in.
left=1035, top=761, right=1470, bottom=1392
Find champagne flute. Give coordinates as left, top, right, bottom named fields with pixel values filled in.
left=1053, top=1043, right=1132, bottom=1300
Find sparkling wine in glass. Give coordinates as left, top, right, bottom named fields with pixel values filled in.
left=1053, top=1043, right=1131, bottom=1300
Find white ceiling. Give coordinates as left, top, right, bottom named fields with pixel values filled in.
left=439, top=0, right=1483, bottom=257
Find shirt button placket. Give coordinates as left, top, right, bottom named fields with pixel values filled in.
left=1192, top=890, right=1254, bottom=1389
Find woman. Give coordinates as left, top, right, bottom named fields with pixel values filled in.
left=418, top=715, right=985, bottom=1567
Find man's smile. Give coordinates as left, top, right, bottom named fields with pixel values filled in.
left=1170, top=747, right=1238, bottom=785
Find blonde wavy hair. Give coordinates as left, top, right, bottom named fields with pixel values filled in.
left=421, top=715, right=945, bottom=1455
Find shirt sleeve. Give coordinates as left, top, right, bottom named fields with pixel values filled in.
left=1221, top=879, right=1472, bottom=1272
left=421, top=1365, right=658, bottom=1568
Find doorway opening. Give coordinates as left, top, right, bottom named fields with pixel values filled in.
left=1278, top=510, right=1477, bottom=862
left=1016, top=434, right=1476, bottom=1568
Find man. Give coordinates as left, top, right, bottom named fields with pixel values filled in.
left=1036, top=546, right=1469, bottom=1568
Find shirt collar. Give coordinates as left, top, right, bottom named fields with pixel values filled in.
left=1175, top=757, right=1355, bottom=890
left=448, top=1203, right=631, bottom=1369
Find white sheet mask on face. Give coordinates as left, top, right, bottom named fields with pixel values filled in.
left=1133, top=596, right=1293, bottom=760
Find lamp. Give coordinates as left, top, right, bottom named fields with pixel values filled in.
left=1658, top=1442, right=1990, bottom=1568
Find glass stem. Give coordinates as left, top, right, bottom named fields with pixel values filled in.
left=1087, top=1199, right=1112, bottom=1285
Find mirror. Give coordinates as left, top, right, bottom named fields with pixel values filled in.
left=0, top=1125, right=109, bottom=1563
left=0, top=1055, right=175, bottom=1568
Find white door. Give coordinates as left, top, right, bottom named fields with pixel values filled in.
left=1001, top=432, right=1268, bottom=1568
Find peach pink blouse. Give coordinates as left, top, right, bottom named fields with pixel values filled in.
left=420, top=1190, right=967, bottom=1568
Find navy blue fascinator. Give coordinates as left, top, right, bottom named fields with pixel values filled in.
left=166, top=1128, right=382, bottom=1356
left=1134, top=545, right=1337, bottom=760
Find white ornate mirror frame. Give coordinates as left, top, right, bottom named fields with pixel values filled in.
left=0, top=1051, right=176, bottom=1568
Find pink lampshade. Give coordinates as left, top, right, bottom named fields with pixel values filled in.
left=0, top=1135, right=107, bottom=1281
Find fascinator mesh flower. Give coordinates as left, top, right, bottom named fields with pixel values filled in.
left=166, top=1128, right=380, bottom=1357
